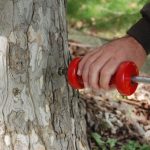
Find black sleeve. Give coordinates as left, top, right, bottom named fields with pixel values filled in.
left=127, top=3, right=150, bottom=54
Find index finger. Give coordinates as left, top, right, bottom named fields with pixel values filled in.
left=77, top=48, right=101, bottom=76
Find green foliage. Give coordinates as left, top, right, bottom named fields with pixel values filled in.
left=106, top=138, right=117, bottom=149
left=121, top=140, right=150, bottom=150
left=91, top=132, right=117, bottom=150
left=91, top=133, right=105, bottom=147
left=121, top=140, right=140, bottom=150
left=91, top=132, right=150, bottom=150
left=67, top=0, right=149, bottom=33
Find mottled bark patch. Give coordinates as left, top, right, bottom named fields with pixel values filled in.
left=0, top=0, right=90, bottom=149
left=8, top=111, right=28, bottom=134
left=9, top=43, right=29, bottom=74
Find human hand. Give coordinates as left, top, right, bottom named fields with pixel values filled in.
left=77, top=36, right=147, bottom=90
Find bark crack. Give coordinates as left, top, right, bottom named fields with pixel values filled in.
left=0, top=0, right=89, bottom=149
left=25, top=2, right=47, bottom=149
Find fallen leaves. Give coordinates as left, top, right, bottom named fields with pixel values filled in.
left=68, top=34, right=150, bottom=149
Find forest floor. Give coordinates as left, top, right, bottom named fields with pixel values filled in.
left=68, top=29, right=150, bottom=150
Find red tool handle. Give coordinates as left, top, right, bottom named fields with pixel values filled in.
left=67, top=57, right=139, bottom=96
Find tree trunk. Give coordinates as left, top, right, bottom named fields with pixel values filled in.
left=0, top=0, right=89, bottom=149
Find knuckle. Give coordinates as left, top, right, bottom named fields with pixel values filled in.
left=84, top=60, right=93, bottom=69
left=88, top=65, right=100, bottom=89
left=82, top=72, right=88, bottom=82
left=78, top=63, right=82, bottom=70
left=101, top=69, right=108, bottom=77
left=93, top=85, right=99, bottom=90
left=89, top=64, right=95, bottom=72
left=111, top=56, right=117, bottom=61
left=100, top=70, right=110, bottom=90
left=78, top=60, right=85, bottom=69
left=83, top=77, right=88, bottom=84
left=90, top=79, right=99, bottom=90
left=111, top=56, right=122, bottom=65
left=116, top=51, right=126, bottom=60
left=90, top=78, right=97, bottom=86
left=100, top=80, right=109, bottom=90
left=88, top=58, right=94, bottom=64
left=103, top=85, right=109, bottom=90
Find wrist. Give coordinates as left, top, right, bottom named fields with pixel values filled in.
left=127, top=36, right=147, bottom=68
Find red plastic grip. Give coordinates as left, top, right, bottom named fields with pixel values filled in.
left=67, top=57, right=84, bottom=89
left=67, top=58, right=139, bottom=96
left=112, top=61, right=139, bottom=95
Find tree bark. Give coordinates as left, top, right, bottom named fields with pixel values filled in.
left=0, top=0, right=89, bottom=149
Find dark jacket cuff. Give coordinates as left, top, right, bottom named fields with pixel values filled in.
left=127, top=18, right=150, bottom=54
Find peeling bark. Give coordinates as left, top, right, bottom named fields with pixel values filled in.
left=0, top=0, right=89, bottom=150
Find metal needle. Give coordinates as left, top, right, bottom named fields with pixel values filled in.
left=132, top=76, right=150, bottom=84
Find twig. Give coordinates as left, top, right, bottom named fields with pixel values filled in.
left=121, top=98, right=150, bottom=110
left=69, top=41, right=95, bottom=48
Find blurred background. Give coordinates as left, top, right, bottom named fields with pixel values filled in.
left=67, top=0, right=150, bottom=73
left=67, top=1, right=150, bottom=149
left=67, top=0, right=149, bottom=39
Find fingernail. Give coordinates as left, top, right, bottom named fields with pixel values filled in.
left=84, top=82, right=89, bottom=88
left=77, top=70, right=81, bottom=76
left=85, top=87, right=92, bottom=92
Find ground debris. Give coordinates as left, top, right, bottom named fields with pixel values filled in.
left=68, top=38, right=150, bottom=149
